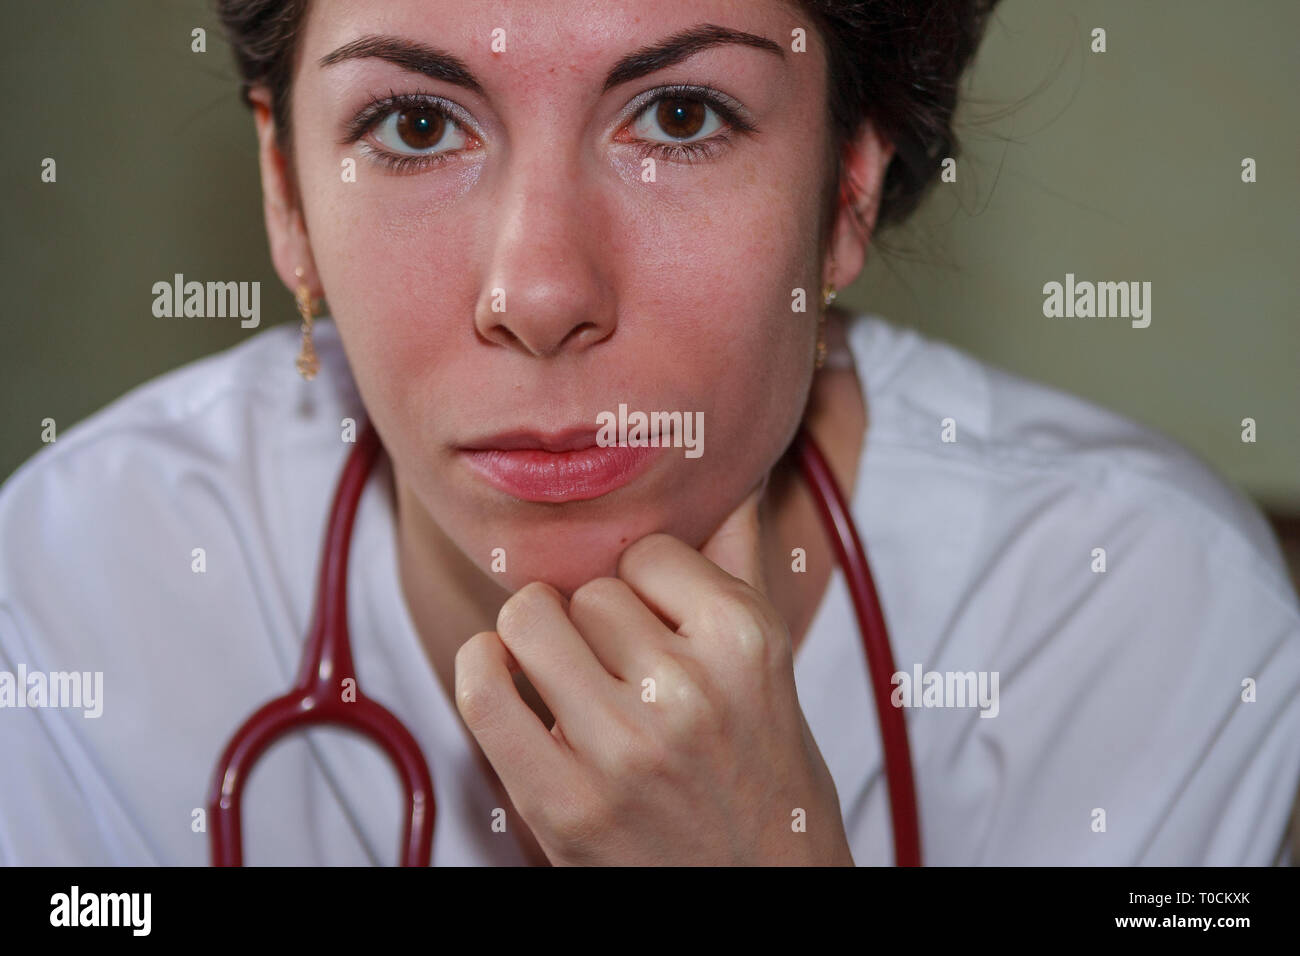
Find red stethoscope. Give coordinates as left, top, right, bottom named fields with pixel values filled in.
left=207, top=420, right=920, bottom=866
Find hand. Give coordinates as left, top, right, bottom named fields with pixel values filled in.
left=454, top=484, right=855, bottom=865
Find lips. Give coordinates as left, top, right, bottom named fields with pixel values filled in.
left=458, top=429, right=662, bottom=502
left=460, top=428, right=601, bottom=453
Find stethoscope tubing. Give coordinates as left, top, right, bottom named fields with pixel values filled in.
left=208, top=423, right=433, bottom=866
left=208, top=420, right=921, bottom=866
left=792, top=428, right=921, bottom=866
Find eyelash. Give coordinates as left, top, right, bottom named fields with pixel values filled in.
left=344, top=86, right=754, bottom=173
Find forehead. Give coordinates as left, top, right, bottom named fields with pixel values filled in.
left=300, top=0, right=817, bottom=94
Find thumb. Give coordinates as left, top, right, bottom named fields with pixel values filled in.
left=700, top=478, right=769, bottom=595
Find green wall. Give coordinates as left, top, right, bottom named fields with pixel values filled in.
left=856, top=0, right=1299, bottom=510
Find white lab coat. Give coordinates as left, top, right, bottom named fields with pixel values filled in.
left=1, top=314, right=1297, bottom=865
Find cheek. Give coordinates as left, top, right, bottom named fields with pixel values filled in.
left=299, top=164, right=489, bottom=444
left=614, top=167, right=823, bottom=452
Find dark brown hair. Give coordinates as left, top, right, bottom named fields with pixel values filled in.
left=216, top=0, right=999, bottom=238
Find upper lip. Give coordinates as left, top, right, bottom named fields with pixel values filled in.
left=459, top=428, right=601, bottom=453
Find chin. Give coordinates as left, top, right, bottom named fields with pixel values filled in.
left=473, top=510, right=690, bottom=598
left=499, top=563, right=615, bottom=599
left=487, top=542, right=619, bottom=598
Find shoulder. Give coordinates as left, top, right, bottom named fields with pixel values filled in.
left=845, top=312, right=1295, bottom=605
left=0, top=320, right=362, bottom=863
left=0, top=317, right=356, bottom=671
left=0, top=319, right=355, bottom=513
left=2, top=319, right=354, bottom=489
left=842, top=313, right=1300, bottom=864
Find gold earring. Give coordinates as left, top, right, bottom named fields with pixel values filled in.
left=815, top=281, right=837, bottom=371
left=293, top=267, right=320, bottom=381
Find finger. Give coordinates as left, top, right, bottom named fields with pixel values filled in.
left=454, top=630, right=571, bottom=811
left=567, top=576, right=677, bottom=682
left=615, top=483, right=769, bottom=634
left=617, top=542, right=775, bottom=665
left=494, top=581, right=619, bottom=749
left=699, top=481, right=768, bottom=594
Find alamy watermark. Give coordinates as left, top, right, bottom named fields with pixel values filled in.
left=0, top=665, right=103, bottom=718
left=50, top=886, right=150, bottom=936
left=891, top=664, right=999, bottom=718
left=152, top=273, right=260, bottom=328
left=1042, top=273, right=1151, bottom=328
left=596, top=403, right=704, bottom=458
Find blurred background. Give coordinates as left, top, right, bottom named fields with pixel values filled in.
left=2, top=0, right=1297, bottom=573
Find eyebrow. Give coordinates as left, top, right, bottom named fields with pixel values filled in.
left=318, top=23, right=785, bottom=95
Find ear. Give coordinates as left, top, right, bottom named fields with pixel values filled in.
left=823, top=124, right=895, bottom=292
left=249, top=87, right=322, bottom=299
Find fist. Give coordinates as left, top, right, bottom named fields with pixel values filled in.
left=455, top=485, right=854, bottom=865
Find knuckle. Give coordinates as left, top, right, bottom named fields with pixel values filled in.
left=454, top=633, right=502, bottom=725
left=650, top=655, right=722, bottom=737
left=456, top=683, right=498, bottom=727
left=496, top=581, right=559, bottom=639
left=568, top=576, right=624, bottom=620
left=667, top=684, right=722, bottom=739
left=456, top=629, right=494, bottom=660
left=607, top=725, right=673, bottom=780
left=697, top=590, right=775, bottom=664
left=617, top=532, right=679, bottom=577
left=453, top=630, right=491, bottom=680
left=646, top=652, right=694, bottom=694
left=731, top=615, right=768, bottom=662
left=539, top=786, right=611, bottom=848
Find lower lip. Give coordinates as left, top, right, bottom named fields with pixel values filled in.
left=460, top=444, right=663, bottom=502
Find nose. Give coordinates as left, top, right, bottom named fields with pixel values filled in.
left=475, top=153, right=616, bottom=359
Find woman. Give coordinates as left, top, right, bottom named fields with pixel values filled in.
left=1, top=0, right=1297, bottom=866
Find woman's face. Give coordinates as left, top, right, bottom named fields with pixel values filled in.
left=278, top=0, right=850, bottom=594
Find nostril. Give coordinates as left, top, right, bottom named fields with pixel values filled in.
left=478, top=315, right=610, bottom=358
left=480, top=324, right=523, bottom=350
left=560, top=322, right=601, bottom=350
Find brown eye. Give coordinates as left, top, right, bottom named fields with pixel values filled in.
left=655, top=98, right=706, bottom=139
left=369, top=100, right=471, bottom=159
left=628, top=94, right=725, bottom=148
left=394, top=107, right=446, bottom=150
